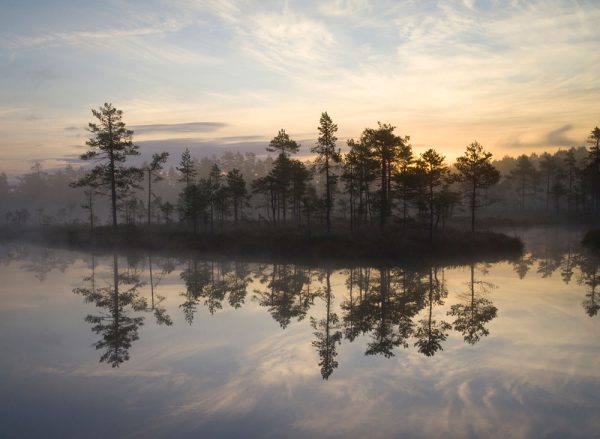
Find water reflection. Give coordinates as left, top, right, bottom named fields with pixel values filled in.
left=179, top=259, right=252, bottom=324
left=509, top=230, right=600, bottom=318
left=1, top=229, right=599, bottom=437
left=71, top=253, right=174, bottom=367
left=146, top=255, right=174, bottom=326
left=0, top=231, right=597, bottom=377
left=66, top=256, right=501, bottom=375
left=448, top=263, right=498, bottom=345
left=73, top=254, right=146, bottom=367
left=577, top=251, right=600, bottom=317
left=255, top=264, right=319, bottom=329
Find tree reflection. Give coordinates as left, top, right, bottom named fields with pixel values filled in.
left=448, top=263, right=498, bottom=345
left=413, top=267, right=451, bottom=356
left=21, top=248, right=72, bottom=281
left=512, top=252, right=536, bottom=279
left=363, top=267, right=422, bottom=357
left=145, top=255, right=173, bottom=326
left=254, top=264, right=319, bottom=329
left=179, top=259, right=210, bottom=324
left=577, top=251, right=600, bottom=317
left=74, top=254, right=147, bottom=367
left=560, top=247, right=576, bottom=284
left=310, top=269, right=342, bottom=380
left=225, top=261, right=252, bottom=309
left=179, top=258, right=252, bottom=324
left=512, top=231, right=600, bottom=318
left=341, top=267, right=372, bottom=342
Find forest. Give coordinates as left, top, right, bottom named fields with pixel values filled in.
left=1, top=103, right=599, bottom=256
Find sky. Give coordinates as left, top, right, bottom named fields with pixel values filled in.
left=1, top=0, right=600, bottom=175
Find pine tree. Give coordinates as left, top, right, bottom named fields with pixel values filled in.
left=177, top=148, right=197, bottom=187
left=312, top=112, right=341, bottom=234
left=78, top=103, right=142, bottom=227
left=145, top=152, right=169, bottom=225
left=454, top=142, right=500, bottom=232
left=416, top=149, right=450, bottom=240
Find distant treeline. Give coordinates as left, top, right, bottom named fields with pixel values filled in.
left=1, top=103, right=599, bottom=235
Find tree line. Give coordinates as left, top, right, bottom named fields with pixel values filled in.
left=1, top=103, right=599, bottom=234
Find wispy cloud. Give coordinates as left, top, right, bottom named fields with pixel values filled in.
left=501, top=125, right=581, bottom=150
left=131, top=121, right=227, bottom=135
left=1, top=16, right=186, bottom=50
left=1, top=0, right=600, bottom=173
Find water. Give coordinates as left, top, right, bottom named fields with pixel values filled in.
left=0, top=227, right=598, bottom=438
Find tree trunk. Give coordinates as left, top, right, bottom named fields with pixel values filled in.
left=147, top=170, right=152, bottom=225
left=471, top=179, right=477, bottom=232
left=380, top=159, right=387, bottom=227
left=429, top=180, right=434, bottom=241
left=325, top=155, right=331, bottom=235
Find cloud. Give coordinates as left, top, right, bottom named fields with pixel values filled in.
left=501, top=124, right=581, bottom=150
left=205, top=2, right=337, bottom=74
left=217, top=135, right=264, bottom=142
left=2, top=21, right=186, bottom=50
left=130, top=122, right=227, bottom=135
left=1, top=0, right=600, bottom=171
left=318, top=0, right=372, bottom=17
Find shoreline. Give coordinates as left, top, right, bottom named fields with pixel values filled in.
left=0, top=224, right=524, bottom=267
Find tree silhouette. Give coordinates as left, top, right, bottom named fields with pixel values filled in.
left=416, top=149, right=450, bottom=241
left=586, top=126, right=600, bottom=214
left=256, top=131, right=307, bottom=226
left=563, top=148, right=579, bottom=211
left=289, top=159, right=311, bottom=226
left=342, top=139, right=377, bottom=230
left=539, top=153, right=561, bottom=213
left=78, top=103, right=142, bottom=228
left=393, top=143, right=415, bottom=228
left=312, top=112, right=341, bottom=234
left=145, top=152, right=169, bottom=225
left=70, top=170, right=102, bottom=233
left=226, top=168, right=248, bottom=225
left=454, top=142, right=500, bottom=232
left=178, top=179, right=211, bottom=234
left=360, top=123, right=408, bottom=227
left=508, top=155, right=539, bottom=210
left=267, top=129, right=300, bottom=156
left=177, top=148, right=197, bottom=188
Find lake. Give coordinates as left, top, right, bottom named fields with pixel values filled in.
left=1, top=227, right=598, bottom=438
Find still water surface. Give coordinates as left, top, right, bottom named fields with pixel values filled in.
left=1, top=227, right=598, bottom=438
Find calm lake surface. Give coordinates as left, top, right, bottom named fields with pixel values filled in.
left=1, top=227, right=598, bottom=438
